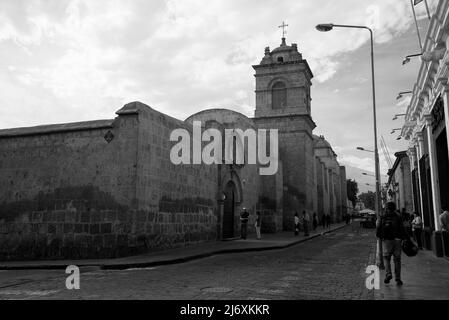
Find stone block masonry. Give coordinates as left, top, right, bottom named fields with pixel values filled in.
left=0, top=200, right=216, bottom=260
left=0, top=102, right=219, bottom=260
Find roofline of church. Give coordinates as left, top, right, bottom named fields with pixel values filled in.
left=185, top=108, right=254, bottom=124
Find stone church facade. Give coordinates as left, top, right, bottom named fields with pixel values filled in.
left=0, top=37, right=347, bottom=260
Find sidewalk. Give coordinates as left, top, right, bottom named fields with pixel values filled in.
left=0, top=223, right=347, bottom=271
left=374, top=247, right=449, bottom=300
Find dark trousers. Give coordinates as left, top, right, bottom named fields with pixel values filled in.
left=383, top=239, right=402, bottom=280
left=294, top=223, right=299, bottom=236
left=414, top=228, right=423, bottom=249
left=241, top=223, right=248, bottom=239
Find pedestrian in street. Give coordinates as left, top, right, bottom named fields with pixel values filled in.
left=294, top=212, right=300, bottom=236
left=255, top=211, right=262, bottom=240
left=302, top=211, right=310, bottom=236
left=312, top=212, right=318, bottom=231
left=376, top=201, right=408, bottom=286
left=321, top=214, right=326, bottom=230
left=240, top=207, right=249, bottom=240
left=412, top=212, right=423, bottom=249
left=345, top=213, right=350, bottom=225
left=440, top=206, right=449, bottom=232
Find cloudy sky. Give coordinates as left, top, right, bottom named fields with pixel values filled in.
left=0, top=0, right=438, bottom=191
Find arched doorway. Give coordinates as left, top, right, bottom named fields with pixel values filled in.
left=223, top=181, right=236, bottom=239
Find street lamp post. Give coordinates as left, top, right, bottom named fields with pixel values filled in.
left=357, top=147, right=374, bottom=153
left=402, top=53, right=422, bottom=65
left=396, top=91, right=413, bottom=100
left=390, top=128, right=402, bottom=134
left=363, top=173, right=375, bottom=177
left=392, top=114, right=406, bottom=121
left=317, top=23, right=384, bottom=269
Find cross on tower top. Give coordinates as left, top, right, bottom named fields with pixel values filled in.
left=278, top=21, right=288, bottom=39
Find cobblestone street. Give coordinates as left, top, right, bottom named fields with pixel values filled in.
left=1, top=227, right=448, bottom=300
left=0, top=227, right=379, bottom=300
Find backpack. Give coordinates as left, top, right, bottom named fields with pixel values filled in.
left=381, top=214, right=400, bottom=240
left=402, top=238, right=419, bottom=257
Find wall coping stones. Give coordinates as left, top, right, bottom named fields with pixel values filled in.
left=0, top=120, right=114, bottom=138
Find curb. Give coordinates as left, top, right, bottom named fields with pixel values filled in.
left=0, top=224, right=348, bottom=271
left=101, top=224, right=347, bottom=270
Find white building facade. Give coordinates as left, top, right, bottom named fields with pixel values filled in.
left=401, top=0, right=449, bottom=257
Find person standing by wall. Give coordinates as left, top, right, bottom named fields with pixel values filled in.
left=255, top=211, right=262, bottom=240
left=412, top=212, right=423, bottom=250
left=326, top=214, right=331, bottom=230
left=303, top=211, right=310, bottom=236
left=312, top=212, right=318, bottom=231
left=440, top=206, right=449, bottom=232
left=294, top=212, right=300, bottom=236
left=240, top=207, right=249, bottom=240
left=401, top=208, right=412, bottom=238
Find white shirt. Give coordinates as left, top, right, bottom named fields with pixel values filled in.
left=412, top=216, right=422, bottom=230
left=441, top=211, right=449, bottom=231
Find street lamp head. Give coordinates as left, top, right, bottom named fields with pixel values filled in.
left=356, top=147, right=364, bottom=151
left=393, top=116, right=398, bottom=121
left=396, top=136, right=402, bottom=141
left=402, top=57, right=411, bottom=65
left=396, top=94, right=403, bottom=100
left=316, top=23, right=334, bottom=32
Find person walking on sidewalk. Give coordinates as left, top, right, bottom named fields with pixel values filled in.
left=312, top=212, right=318, bottom=231
left=321, top=214, right=326, bottom=230
left=440, top=206, right=449, bottom=232
left=294, top=212, right=300, bottom=236
left=303, top=211, right=310, bottom=236
left=376, top=202, right=408, bottom=286
left=412, top=212, right=423, bottom=249
left=255, top=211, right=262, bottom=240
left=240, top=207, right=249, bottom=240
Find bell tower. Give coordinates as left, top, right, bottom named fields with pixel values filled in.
left=253, top=39, right=314, bottom=118
left=253, top=33, right=316, bottom=231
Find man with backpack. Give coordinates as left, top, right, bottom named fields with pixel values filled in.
left=376, top=202, right=408, bottom=286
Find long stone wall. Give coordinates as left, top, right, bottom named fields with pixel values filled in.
left=0, top=102, right=220, bottom=260
left=0, top=203, right=216, bottom=260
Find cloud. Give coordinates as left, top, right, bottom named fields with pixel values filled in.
left=0, top=0, right=428, bottom=125
left=0, top=0, right=438, bottom=179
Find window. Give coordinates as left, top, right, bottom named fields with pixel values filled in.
left=277, top=56, right=284, bottom=63
left=272, top=82, right=287, bottom=109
